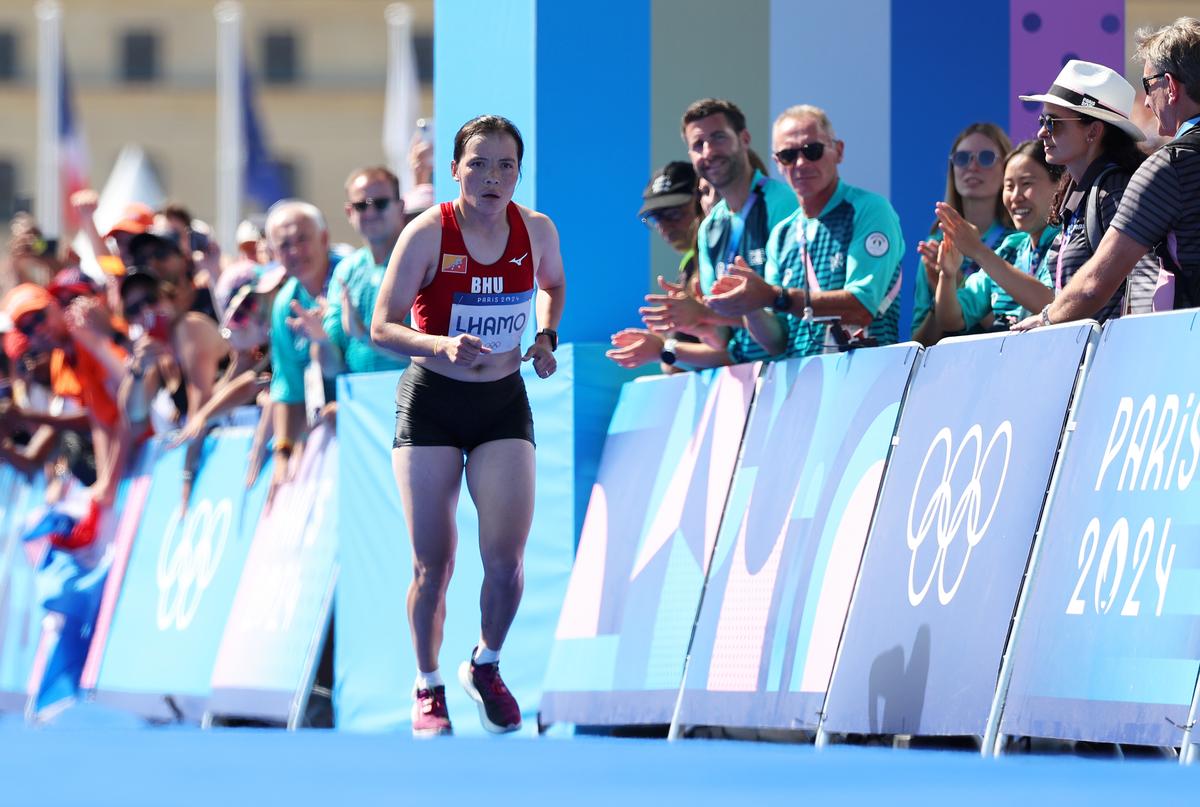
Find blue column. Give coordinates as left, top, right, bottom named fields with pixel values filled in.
left=435, top=0, right=652, bottom=343
left=890, top=0, right=1010, bottom=337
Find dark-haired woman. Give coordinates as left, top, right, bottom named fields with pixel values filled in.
left=912, top=122, right=1016, bottom=344
left=1017, top=60, right=1159, bottom=323
left=372, top=115, right=566, bottom=737
left=933, top=140, right=1062, bottom=331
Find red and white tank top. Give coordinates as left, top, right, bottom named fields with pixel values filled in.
left=411, top=201, right=535, bottom=353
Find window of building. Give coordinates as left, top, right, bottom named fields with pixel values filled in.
left=262, top=31, right=298, bottom=84
left=0, top=30, right=18, bottom=82
left=120, top=30, right=160, bottom=83
left=0, top=159, right=17, bottom=220
left=413, top=32, right=433, bottom=83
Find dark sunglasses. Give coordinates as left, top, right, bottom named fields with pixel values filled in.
left=1142, top=72, right=1168, bottom=94
left=774, top=142, right=828, bottom=166
left=15, top=308, right=47, bottom=336
left=123, top=293, right=160, bottom=319
left=950, top=149, right=998, bottom=168
left=350, top=197, right=395, bottom=213
left=229, top=297, right=259, bottom=325
left=1036, top=114, right=1085, bottom=134
left=641, top=205, right=691, bottom=227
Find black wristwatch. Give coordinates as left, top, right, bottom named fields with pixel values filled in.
left=536, top=329, right=558, bottom=351
left=660, top=337, right=678, bottom=366
left=771, top=285, right=791, bottom=312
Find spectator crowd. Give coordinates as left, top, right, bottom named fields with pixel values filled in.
left=0, top=16, right=1197, bottom=557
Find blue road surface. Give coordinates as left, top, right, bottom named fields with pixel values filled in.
left=0, top=706, right=1195, bottom=805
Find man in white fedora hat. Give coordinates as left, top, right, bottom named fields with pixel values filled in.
left=1018, top=18, right=1200, bottom=328
left=1010, top=59, right=1159, bottom=325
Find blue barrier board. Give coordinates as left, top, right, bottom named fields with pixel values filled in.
left=209, top=423, right=339, bottom=724
left=677, top=345, right=918, bottom=730
left=1002, top=311, right=1200, bottom=746
left=91, top=428, right=269, bottom=721
left=0, top=469, right=45, bottom=712
left=540, top=363, right=758, bottom=725
left=824, top=324, right=1095, bottom=736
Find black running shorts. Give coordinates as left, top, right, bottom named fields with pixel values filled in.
left=393, top=363, right=535, bottom=451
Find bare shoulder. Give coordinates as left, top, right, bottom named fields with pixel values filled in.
left=400, top=204, right=445, bottom=253
left=516, top=204, right=559, bottom=245
left=181, top=311, right=222, bottom=338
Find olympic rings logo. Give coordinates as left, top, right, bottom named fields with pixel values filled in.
left=906, top=421, right=1012, bottom=606
left=156, top=498, right=232, bottom=631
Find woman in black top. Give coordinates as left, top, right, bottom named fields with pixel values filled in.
left=1020, top=60, right=1160, bottom=321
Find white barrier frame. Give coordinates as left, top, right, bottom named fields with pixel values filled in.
left=979, top=323, right=1100, bottom=756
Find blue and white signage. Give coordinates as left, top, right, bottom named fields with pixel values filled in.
left=1001, top=312, right=1200, bottom=747
left=676, top=345, right=917, bottom=731
left=91, top=428, right=269, bottom=721
left=823, top=324, right=1095, bottom=737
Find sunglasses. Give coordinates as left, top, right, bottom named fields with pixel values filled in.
left=1142, top=72, right=1168, bottom=94
left=15, top=308, right=47, bottom=336
left=123, top=293, right=159, bottom=319
left=774, top=142, right=828, bottom=166
left=641, top=205, right=691, bottom=227
left=350, top=197, right=395, bottom=213
left=1036, top=114, right=1086, bottom=134
left=950, top=149, right=998, bottom=169
left=229, top=297, right=259, bottom=326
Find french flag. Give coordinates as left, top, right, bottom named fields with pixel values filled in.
left=58, top=60, right=89, bottom=233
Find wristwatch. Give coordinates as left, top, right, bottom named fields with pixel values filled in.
left=537, top=328, right=558, bottom=351
left=771, top=285, right=791, bottom=312
left=1039, top=307, right=1052, bottom=327
left=661, top=337, right=678, bottom=366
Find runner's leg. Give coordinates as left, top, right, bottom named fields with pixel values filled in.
left=464, top=437, right=535, bottom=652
left=393, top=444, right=465, bottom=672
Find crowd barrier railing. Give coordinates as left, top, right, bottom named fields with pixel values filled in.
left=541, top=312, right=1200, bottom=763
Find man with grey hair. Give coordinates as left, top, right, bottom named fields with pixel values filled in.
left=264, top=199, right=340, bottom=504
left=1019, top=17, right=1200, bottom=328
left=706, top=105, right=904, bottom=357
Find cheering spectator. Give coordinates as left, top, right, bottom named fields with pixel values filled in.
left=638, top=160, right=703, bottom=294
left=315, top=166, right=409, bottom=383
left=127, top=232, right=219, bottom=322
left=1, top=284, right=130, bottom=513
left=934, top=140, right=1062, bottom=332
left=169, top=261, right=276, bottom=508
left=3, top=213, right=60, bottom=293
left=264, top=200, right=340, bottom=504
left=912, top=123, right=1015, bottom=345
left=1020, top=18, right=1200, bottom=328
left=706, top=105, right=904, bottom=357
left=608, top=98, right=798, bottom=371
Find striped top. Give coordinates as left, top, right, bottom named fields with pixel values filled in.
left=1110, top=123, right=1200, bottom=309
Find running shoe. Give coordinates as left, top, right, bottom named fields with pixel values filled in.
left=459, top=654, right=522, bottom=733
left=411, top=685, right=452, bottom=737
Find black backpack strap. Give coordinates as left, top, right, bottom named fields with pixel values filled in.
left=1084, top=164, right=1121, bottom=254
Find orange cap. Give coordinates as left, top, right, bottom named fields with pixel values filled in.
left=104, top=202, right=156, bottom=238
left=1, top=283, right=54, bottom=325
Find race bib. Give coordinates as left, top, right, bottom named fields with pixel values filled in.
left=449, top=288, right=535, bottom=353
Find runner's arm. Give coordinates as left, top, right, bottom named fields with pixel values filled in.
left=529, top=213, right=566, bottom=337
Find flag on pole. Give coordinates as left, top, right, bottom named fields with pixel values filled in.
left=58, top=61, right=89, bottom=234
left=383, top=3, right=420, bottom=196
left=240, top=59, right=286, bottom=208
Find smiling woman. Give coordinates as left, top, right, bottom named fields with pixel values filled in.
left=911, top=122, right=1016, bottom=345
